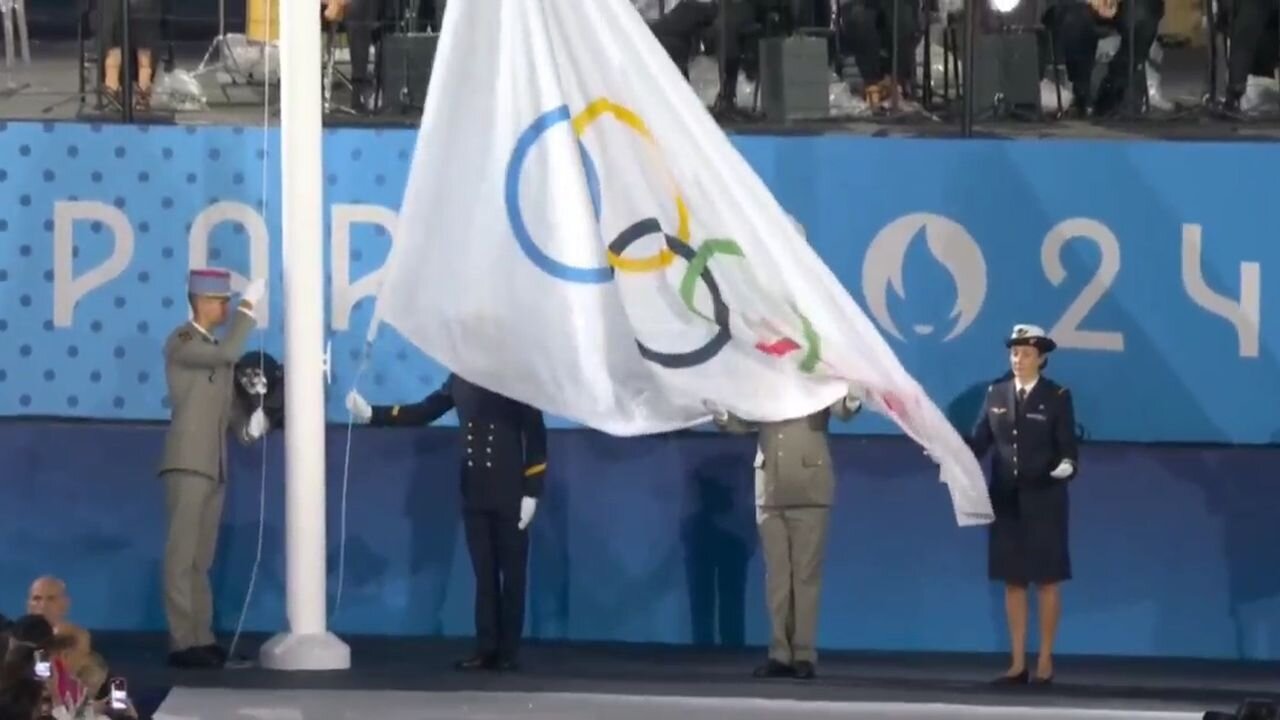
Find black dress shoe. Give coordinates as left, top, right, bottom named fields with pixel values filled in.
left=991, top=669, right=1029, bottom=685
left=752, top=660, right=795, bottom=678
left=494, top=658, right=520, bottom=672
left=793, top=661, right=816, bottom=680
left=1030, top=674, right=1053, bottom=686
left=167, top=647, right=220, bottom=669
left=455, top=655, right=496, bottom=671
left=197, top=644, right=228, bottom=664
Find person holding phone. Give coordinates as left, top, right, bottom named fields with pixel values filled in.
left=968, top=324, right=1079, bottom=686
left=158, top=269, right=269, bottom=668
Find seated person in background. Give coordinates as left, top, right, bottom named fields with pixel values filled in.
left=26, top=577, right=109, bottom=699
left=323, top=0, right=390, bottom=113
left=644, top=0, right=720, bottom=79
left=94, top=0, right=163, bottom=111
left=646, top=0, right=772, bottom=113
left=1040, top=0, right=1164, bottom=117
left=1221, top=0, right=1278, bottom=111
left=837, top=0, right=920, bottom=105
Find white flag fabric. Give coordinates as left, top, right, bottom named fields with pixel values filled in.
left=370, top=0, right=993, bottom=525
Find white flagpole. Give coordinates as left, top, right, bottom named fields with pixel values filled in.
left=258, top=0, right=350, bottom=671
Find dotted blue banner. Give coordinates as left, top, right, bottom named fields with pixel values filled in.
left=3, top=120, right=1279, bottom=443
left=0, top=120, right=437, bottom=422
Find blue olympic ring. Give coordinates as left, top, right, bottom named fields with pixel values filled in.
left=504, top=106, right=608, bottom=284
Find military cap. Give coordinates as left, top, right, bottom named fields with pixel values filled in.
left=1005, top=324, right=1057, bottom=353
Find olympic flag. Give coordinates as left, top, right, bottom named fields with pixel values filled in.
left=369, top=0, right=994, bottom=525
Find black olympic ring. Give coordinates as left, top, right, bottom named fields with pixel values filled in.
left=608, top=218, right=732, bottom=369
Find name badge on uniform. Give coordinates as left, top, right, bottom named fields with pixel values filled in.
left=1026, top=412, right=1047, bottom=421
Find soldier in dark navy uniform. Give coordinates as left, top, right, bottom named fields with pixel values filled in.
left=969, top=324, right=1078, bottom=687
left=346, top=375, right=546, bottom=671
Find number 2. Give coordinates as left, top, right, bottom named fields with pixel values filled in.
left=1040, top=218, right=1124, bottom=352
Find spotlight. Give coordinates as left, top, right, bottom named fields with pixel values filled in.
left=989, top=0, right=1021, bottom=12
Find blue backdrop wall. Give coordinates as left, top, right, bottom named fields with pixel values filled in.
left=1, top=121, right=1280, bottom=661
left=2, top=423, right=1279, bottom=661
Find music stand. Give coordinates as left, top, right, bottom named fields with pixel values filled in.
left=0, top=0, right=31, bottom=88
left=323, top=18, right=360, bottom=116
left=193, top=0, right=274, bottom=99
left=878, top=0, right=943, bottom=121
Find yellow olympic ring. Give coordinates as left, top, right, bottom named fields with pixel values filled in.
left=570, top=98, right=691, bottom=274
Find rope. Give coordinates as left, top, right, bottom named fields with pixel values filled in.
left=223, top=2, right=273, bottom=669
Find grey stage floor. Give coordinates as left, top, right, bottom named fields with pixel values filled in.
left=95, top=633, right=1279, bottom=718
left=4, top=39, right=1280, bottom=141
left=153, top=687, right=1211, bottom=720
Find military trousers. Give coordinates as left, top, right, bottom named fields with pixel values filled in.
left=162, top=470, right=225, bottom=651
left=463, top=510, right=529, bottom=661
left=757, top=504, right=830, bottom=665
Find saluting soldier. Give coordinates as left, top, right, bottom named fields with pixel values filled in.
left=159, top=269, right=268, bottom=668
left=705, top=388, right=863, bottom=680
left=970, top=324, right=1079, bottom=687
left=346, top=374, right=547, bottom=672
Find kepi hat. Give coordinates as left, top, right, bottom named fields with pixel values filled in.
left=188, top=268, right=233, bottom=298
left=1004, top=324, right=1057, bottom=353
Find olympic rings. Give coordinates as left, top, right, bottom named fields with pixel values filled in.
left=504, top=100, right=690, bottom=284
left=609, top=218, right=731, bottom=369
left=504, top=99, right=824, bottom=374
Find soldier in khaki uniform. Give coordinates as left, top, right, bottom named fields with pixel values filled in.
left=158, top=269, right=268, bottom=668
left=707, top=389, right=862, bottom=680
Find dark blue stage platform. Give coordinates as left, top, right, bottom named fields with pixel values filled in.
left=3, top=421, right=1279, bottom=663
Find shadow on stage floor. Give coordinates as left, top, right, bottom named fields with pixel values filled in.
left=96, top=632, right=1280, bottom=718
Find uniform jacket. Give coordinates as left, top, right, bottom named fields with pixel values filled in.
left=969, top=376, right=1078, bottom=489
left=159, top=310, right=257, bottom=482
left=370, top=374, right=548, bottom=514
left=716, top=397, right=861, bottom=508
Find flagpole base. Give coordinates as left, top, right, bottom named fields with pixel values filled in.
left=258, top=631, right=351, bottom=671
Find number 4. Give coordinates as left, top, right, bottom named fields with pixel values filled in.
left=1182, top=224, right=1260, bottom=358
left=1041, top=218, right=1124, bottom=352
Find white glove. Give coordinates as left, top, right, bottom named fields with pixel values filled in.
left=244, top=408, right=268, bottom=441
left=1050, top=459, right=1075, bottom=479
left=240, top=277, right=266, bottom=307
left=702, top=399, right=728, bottom=422
left=844, top=385, right=864, bottom=412
left=518, top=496, right=538, bottom=530
left=346, top=390, right=372, bottom=423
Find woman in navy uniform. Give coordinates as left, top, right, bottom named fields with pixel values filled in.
left=346, top=375, right=547, bottom=671
left=969, top=324, right=1078, bottom=686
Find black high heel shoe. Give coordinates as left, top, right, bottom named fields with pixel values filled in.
left=991, top=669, right=1029, bottom=685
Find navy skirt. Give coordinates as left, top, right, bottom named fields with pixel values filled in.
left=987, top=480, right=1072, bottom=585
